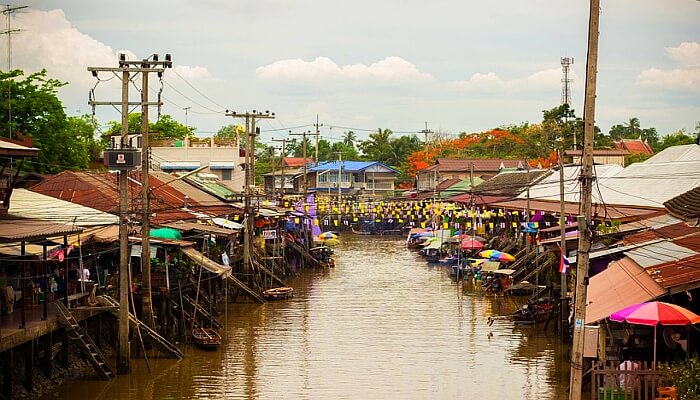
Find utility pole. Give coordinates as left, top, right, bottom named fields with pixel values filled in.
left=183, top=106, right=191, bottom=135
left=289, top=130, right=310, bottom=195
left=314, top=114, right=323, bottom=163
left=336, top=151, right=343, bottom=213
left=88, top=52, right=170, bottom=373
left=420, top=121, right=433, bottom=152
left=225, top=110, right=275, bottom=287
left=525, top=160, right=531, bottom=254
left=558, top=150, right=568, bottom=341
left=1, top=5, right=27, bottom=138
left=271, top=137, right=289, bottom=198
left=569, top=0, right=600, bottom=398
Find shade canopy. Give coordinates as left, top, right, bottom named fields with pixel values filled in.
left=479, top=249, right=516, bottom=262
left=150, top=227, right=183, bottom=240
left=610, top=301, right=700, bottom=326
left=460, top=238, right=484, bottom=250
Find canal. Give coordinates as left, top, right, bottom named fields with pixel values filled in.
left=43, top=235, right=570, bottom=399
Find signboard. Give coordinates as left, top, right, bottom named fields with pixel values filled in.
left=130, top=244, right=157, bottom=258
left=262, top=230, right=277, bottom=240
left=221, top=252, right=230, bottom=267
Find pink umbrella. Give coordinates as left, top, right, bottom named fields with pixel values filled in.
left=460, top=238, right=484, bottom=250
left=610, top=301, right=700, bottom=368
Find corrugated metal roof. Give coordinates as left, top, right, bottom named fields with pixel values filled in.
left=518, top=164, right=623, bottom=204
left=625, top=240, right=698, bottom=269
left=664, top=186, right=700, bottom=222
left=475, top=169, right=551, bottom=196
left=0, top=138, right=39, bottom=157
left=9, top=189, right=118, bottom=226
left=309, top=161, right=399, bottom=174
left=418, top=158, right=523, bottom=174
left=585, top=257, right=666, bottom=323
left=643, top=144, right=700, bottom=164
left=0, top=218, right=84, bottom=243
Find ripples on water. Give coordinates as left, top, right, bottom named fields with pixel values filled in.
left=45, top=236, right=569, bottom=400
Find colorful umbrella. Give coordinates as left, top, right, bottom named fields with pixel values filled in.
left=610, top=301, right=700, bottom=368
left=451, top=234, right=487, bottom=242
left=460, top=238, right=484, bottom=250
left=478, top=250, right=516, bottom=262
left=319, top=232, right=338, bottom=239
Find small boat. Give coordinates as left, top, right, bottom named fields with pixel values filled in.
left=192, top=326, right=221, bottom=348
left=438, top=256, right=459, bottom=266
left=310, top=246, right=336, bottom=268
left=351, top=226, right=374, bottom=235
left=263, top=286, right=294, bottom=300
left=512, top=299, right=555, bottom=325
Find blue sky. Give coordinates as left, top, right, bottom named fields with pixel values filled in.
left=5, top=1, right=699, bottom=145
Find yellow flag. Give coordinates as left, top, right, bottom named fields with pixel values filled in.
left=314, top=219, right=319, bottom=226
left=420, top=222, right=426, bottom=228
left=334, top=220, right=339, bottom=226
left=353, top=217, right=358, bottom=222
left=512, top=222, right=518, bottom=227
left=294, top=218, right=300, bottom=224
left=443, top=222, right=448, bottom=229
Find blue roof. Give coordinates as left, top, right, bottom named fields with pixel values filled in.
left=308, top=161, right=399, bottom=174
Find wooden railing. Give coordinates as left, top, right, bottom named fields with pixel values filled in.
left=591, top=361, right=666, bottom=400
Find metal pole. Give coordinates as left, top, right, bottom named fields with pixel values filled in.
left=117, top=67, right=130, bottom=374
left=569, top=0, right=600, bottom=397
left=243, top=116, right=251, bottom=284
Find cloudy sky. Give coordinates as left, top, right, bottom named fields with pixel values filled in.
left=4, top=0, right=699, bottom=145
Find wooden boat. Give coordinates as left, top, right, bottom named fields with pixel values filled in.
left=310, top=246, right=336, bottom=268
left=263, top=286, right=294, bottom=300
left=512, top=299, right=555, bottom=325
left=192, top=326, right=221, bottom=348
left=351, top=225, right=374, bottom=235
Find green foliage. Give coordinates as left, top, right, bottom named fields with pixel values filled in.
left=102, top=113, right=192, bottom=145
left=0, top=69, right=104, bottom=172
left=657, top=129, right=697, bottom=151
left=606, top=117, right=659, bottom=149
left=660, top=356, right=700, bottom=400
left=358, top=128, right=422, bottom=167
left=215, top=124, right=240, bottom=139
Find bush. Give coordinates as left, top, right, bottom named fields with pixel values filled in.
left=660, top=356, right=700, bottom=400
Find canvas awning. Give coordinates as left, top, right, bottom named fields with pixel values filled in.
left=480, top=261, right=501, bottom=272
left=585, top=257, right=666, bottom=323
left=161, top=221, right=239, bottom=236
left=181, top=247, right=232, bottom=277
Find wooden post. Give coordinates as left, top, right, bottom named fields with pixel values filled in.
left=24, top=340, right=33, bottom=390
left=42, top=333, right=52, bottom=378
left=2, top=350, right=13, bottom=399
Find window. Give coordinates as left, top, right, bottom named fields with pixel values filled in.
left=221, top=169, right=232, bottom=180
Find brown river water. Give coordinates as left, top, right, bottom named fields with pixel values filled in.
left=41, top=235, right=570, bottom=399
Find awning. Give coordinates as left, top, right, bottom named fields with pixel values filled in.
left=480, top=261, right=501, bottom=272
left=181, top=247, right=232, bottom=277
left=424, top=241, right=443, bottom=250
left=162, top=220, right=240, bottom=236
left=209, top=161, right=236, bottom=170
left=211, top=217, right=244, bottom=230
left=585, top=257, right=666, bottom=323
left=492, top=269, right=516, bottom=275
left=160, top=161, right=201, bottom=171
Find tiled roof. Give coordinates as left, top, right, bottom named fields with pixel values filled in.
left=418, top=158, right=523, bottom=174
left=614, top=139, right=654, bottom=155
left=474, top=170, right=551, bottom=196
left=664, top=186, right=700, bottom=223
left=437, top=178, right=461, bottom=191
left=282, top=157, right=312, bottom=168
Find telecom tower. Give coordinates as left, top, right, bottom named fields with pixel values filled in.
left=560, top=57, right=574, bottom=106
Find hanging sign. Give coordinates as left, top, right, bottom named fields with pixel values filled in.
left=262, top=230, right=277, bottom=240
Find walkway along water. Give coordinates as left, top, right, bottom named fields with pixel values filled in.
left=41, top=235, right=570, bottom=399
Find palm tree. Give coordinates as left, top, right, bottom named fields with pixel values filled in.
left=625, top=117, right=641, bottom=138
left=342, top=131, right=357, bottom=148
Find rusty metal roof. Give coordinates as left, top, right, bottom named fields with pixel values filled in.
left=0, top=217, right=84, bottom=243
left=664, top=186, right=700, bottom=224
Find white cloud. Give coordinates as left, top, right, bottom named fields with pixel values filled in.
left=637, top=42, right=700, bottom=93
left=255, top=56, right=433, bottom=84
left=449, top=68, right=577, bottom=93
left=666, top=42, right=700, bottom=66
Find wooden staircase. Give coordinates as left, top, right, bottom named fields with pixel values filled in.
left=97, top=295, right=184, bottom=359
left=54, top=301, right=114, bottom=380
left=182, top=294, right=223, bottom=329
left=286, top=240, right=324, bottom=268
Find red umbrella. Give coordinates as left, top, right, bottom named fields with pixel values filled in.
left=610, top=301, right=700, bottom=367
left=460, top=238, right=484, bottom=250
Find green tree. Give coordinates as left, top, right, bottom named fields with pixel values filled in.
left=358, top=128, right=393, bottom=161
left=657, top=129, right=697, bottom=151
left=215, top=124, right=241, bottom=139
left=65, top=114, right=104, bottom=167
left=0, top=69, right=97, bottom=172
left=342, top=131, right=357, bottom=147
left=102, top=113, right=192, bottom=144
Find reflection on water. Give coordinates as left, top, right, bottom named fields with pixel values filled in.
left=43, top=236, right=569, bottom=399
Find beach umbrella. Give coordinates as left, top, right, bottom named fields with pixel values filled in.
left=610, top=301, right=700, bottom=368
left=460, top=238, right=484, bottom=250
left=479, top=250, right=516, bottom=262
left=319, top=232, right=338, bottom=240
